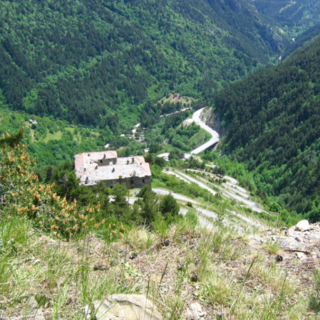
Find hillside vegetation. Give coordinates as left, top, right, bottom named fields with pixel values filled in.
left=2, top=1, right=320, bottom=319
left=0, top=0, right=287, bottom=131
left=0, top=108, right=142, bottom=167
left=1, top=128, right=319, bottom=319
left=211, top=35, right=320, bottom=221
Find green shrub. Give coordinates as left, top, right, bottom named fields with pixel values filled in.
left=160, top=194, right=180, bottom=221
left=0, top=128, right=124, bottom=242
left=185, top=211, right=198, bottom=226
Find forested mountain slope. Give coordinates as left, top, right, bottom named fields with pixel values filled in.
left=212, top=35, right=320, bottom=220
left=0, top=0, right=285, bottom=131
left=282, top=22, right=320, bottom=59
left=246, top=0, right=320, bottom=37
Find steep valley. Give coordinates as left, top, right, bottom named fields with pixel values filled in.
left=1, top=1, right=320, bottom=319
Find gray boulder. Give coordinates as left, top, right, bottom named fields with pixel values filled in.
left=86, top=294, right=162, bottom=320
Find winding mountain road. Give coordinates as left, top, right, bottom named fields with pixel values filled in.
left=183, top=108, right=220, bottom=159
left=156, top=107, right=220, bottom=161
left=190, top=108, right=220, bottom=155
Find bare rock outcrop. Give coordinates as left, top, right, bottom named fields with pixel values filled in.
left=203, top=108, right=227, bottom=138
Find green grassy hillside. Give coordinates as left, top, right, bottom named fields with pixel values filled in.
left=0, top=108, right=145, bottom=167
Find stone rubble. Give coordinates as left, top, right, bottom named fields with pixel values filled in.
left=280, top=221, right=320, bottom=250
left=247, top=220, right=320, bottom=266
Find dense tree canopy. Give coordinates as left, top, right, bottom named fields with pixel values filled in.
left=0, top=0, right=288, bottom=131
left=212, top=35, right=320, bottom=220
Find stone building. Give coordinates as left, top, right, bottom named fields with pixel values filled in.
left=74, top=151, right=151, bottom=188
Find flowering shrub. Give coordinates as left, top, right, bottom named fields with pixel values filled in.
left=0, top=130, right=124, bottom=241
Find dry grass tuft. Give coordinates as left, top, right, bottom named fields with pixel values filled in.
left=0, top=216, right=318, bottom=319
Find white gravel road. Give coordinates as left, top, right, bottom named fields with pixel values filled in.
left=174, top=170, right=217, bottom=196
left=156, top=107, right=220, bottom=160
left=153, top=188, right=261, bottom=230
left=152, top=188, right=197, bottom=203
left=168, top=169, right=267, bottom=214
left=162, top=169, right=191, bottom=184
left=190, top=108, right=220, bottom=155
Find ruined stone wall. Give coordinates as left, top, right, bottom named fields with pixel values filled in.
left=104, top=176, right=151, bottom=189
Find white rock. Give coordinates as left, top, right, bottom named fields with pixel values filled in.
left=296, top=252, right=307, bottom=260
left=295, top=220, right=310, bottom=232
left=187, top=302, right=205, bottom=320
left=86, top=294, right=162, bottom=320
left=247, top=235, right=264, bottom=245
